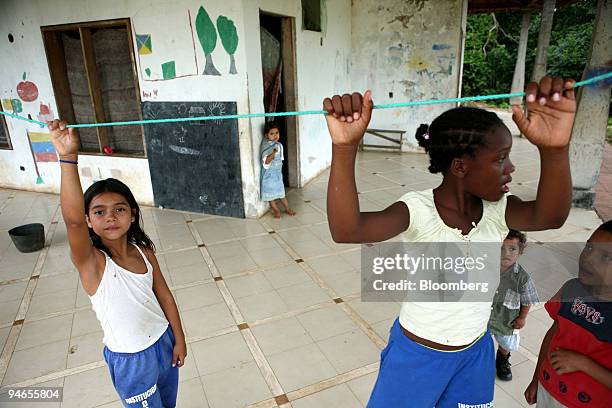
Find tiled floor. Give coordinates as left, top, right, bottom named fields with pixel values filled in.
left=0, top=134, right=606, bottom=407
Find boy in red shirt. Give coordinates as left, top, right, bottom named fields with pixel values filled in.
left=525, top=220, right=612, bottom=407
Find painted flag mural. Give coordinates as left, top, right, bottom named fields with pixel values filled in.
left=136, top=34, right=152, bottom=55
left=28, top=132, right=58, bottom=162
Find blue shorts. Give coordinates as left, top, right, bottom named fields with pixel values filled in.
left=367, top=319, right=495, bottom=408
left=103, top=326, right=179, bottom=408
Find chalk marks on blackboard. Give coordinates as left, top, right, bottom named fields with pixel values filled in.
left=189, top=106, right=207, bottom=126
left=142, top=101, right=244, bottom=217
left=169, top=145, right=201, bottom=155
left=208, top=102, right=226, bottom=125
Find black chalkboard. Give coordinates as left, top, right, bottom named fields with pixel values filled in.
left=142, top=101, right=244, bottom=218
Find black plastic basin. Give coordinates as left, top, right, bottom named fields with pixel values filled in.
left=8, top=223, right=45, bottom=253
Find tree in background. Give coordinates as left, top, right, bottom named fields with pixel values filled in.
left=547, top=1, right=597, bottom=78
left=462, top=13, right=515, bottom=102
left=462, top=0, right=597, bottom=106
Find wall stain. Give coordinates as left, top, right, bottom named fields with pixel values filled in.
left=387, top=15, right=414, bottom=29
left=408, top=55, right=429, bottom=71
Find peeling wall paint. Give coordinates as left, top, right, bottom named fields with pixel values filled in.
left=351, top=0, right=465, bottom=151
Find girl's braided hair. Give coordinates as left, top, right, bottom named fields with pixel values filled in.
left=415, top=107, right=506, bottom=174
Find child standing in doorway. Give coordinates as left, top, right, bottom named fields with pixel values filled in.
left=489, top=229, right=539, bottom=381
left=48, top=120, right=187, bottom=408
left=323, top=76, right=576, bottom=407
left=261, top=121, right=296, bottom=218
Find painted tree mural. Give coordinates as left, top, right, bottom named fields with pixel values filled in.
left=196, top=6, right=221, bottom=75
left=217, top=16, right=239, bottom=74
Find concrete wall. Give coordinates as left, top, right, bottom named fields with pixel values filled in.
left=0, top=0, right=352, bottom=217
left=0, top=0, right=468, bottom=216
left=0, top=0, right=250, bottom=208
left=351, top=0, right=466, bottom=151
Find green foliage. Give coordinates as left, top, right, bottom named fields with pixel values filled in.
left=462, top=14, right=516, bottom=104
left=462, top=0, right=597, bottom=107
left=196, top=6, right=217, bottom=55
left=217, top=16, right=238, bottom=55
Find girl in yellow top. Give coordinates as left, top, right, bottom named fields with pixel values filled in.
left=323, top=76, right=576, bottom=407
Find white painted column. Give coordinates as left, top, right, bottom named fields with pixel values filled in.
left=570, top=0, right=612, bottom=209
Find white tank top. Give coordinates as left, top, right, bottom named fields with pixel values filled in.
left=396, top=189, right=509, bottom=346
left=89, top=244, right=169, bottom=353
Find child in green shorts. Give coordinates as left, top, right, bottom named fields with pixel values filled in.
left=489, top=229, right=540, bottom=381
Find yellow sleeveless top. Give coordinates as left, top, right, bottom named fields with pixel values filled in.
left=396, top=189, right=509, bottom=346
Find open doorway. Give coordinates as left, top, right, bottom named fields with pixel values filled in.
left=259, top=12, right=299, bottom=188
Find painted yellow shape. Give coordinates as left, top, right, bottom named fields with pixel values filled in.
left=1, top=99, right=13, bottom=111
left=408, top=56, right=429, bottom=71
left=28, top=132, right=52, bottom=142
left=139, top=44, right=152, bottom=55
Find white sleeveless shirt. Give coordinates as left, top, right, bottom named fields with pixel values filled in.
left=396, top=189, right=509, bottom=346
left=89, top=244, right=169, bottom=353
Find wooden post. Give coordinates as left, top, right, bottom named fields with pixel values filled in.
left=80, top=27, right=109, bottom=152
left=41, top=30, right=81, bottom=148
left=281, top=17, right=300, bottom=188
left=510, top=11, right=530, bottom=106
left=531, top=0, right=555, bottom=82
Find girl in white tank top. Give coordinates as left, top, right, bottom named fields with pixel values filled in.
left=49, top=119, right=187, bottom=407
left=90, top=243, right=170, bottom=353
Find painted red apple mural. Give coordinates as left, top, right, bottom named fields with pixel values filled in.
left=16, top=72, right=39, bottom=102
